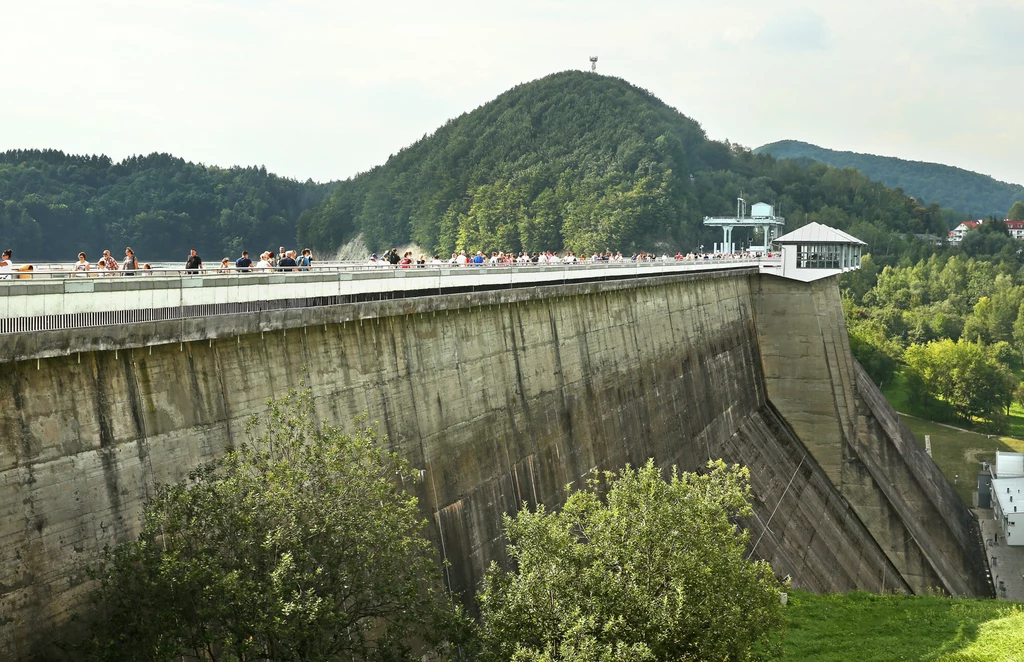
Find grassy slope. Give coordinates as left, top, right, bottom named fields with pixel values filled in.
left=881, top=371, right=1024, bottom=503
left=783, top=591, right=1024, bottom=661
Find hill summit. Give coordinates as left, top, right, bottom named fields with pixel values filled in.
left=756, top=139, right=1024, bottom=217
left=299, top=71, right=948, bottom=256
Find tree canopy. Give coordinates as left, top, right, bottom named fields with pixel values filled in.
left=0, top=149, right=331, bottom=261
left=477, top=460, right=785, bottom=662
left=757, top=139, right=1024, bottom=218
left=85, top=389, right=457, bottom=661
left=841, top=249, right=1024, bottom=430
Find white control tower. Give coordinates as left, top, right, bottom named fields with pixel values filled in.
left=703, top=198, right=785, bottom=254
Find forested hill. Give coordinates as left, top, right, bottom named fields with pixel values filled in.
left=0, top=150, right=331, bottom=261
left=755, top=140, right=1024, bottom=217
left=298, top=71, right=948, bottom=257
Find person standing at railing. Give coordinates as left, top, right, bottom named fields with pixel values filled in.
left=279, top=251, right=297, bottom=272
left=185, top=249, right=203, bottom=275
left=235, top=251, right=253, bottom=272
left=0, top=249, right=12, bottom=280
left=74, top=252, right=90, bottom=275
left=256, top=252, right=273, bottom=271
left=218, top=257, right=232, bottom=273
left=298, top=248, right=312, bottom=271
left=121, top=248, right=139, bottom=275
left=99, top=250, right=118, bottom=276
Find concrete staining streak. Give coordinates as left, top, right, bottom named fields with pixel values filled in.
left=0, top=270, right=991, bottom=658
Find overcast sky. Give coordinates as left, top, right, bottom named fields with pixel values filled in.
left=3, top=0, right=1023, bottom=186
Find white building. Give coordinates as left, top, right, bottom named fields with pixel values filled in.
left=992, top=451, right=1024, bottom=547
left=1007, top=221, right=1024, bottom=240
left=948, top=220, right=982, bottom=244
left=769, top=222, right=866, bottom=283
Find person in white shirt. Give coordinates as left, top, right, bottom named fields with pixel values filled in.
left=74, top=252, right=91, bottom=275
left=429, top=255, right=442, bottom=265
left=0, top=249, right=13, bottom=280
left=456, top=251, right=469, bottom=266
left=256, top=252, right=273, bottom=271
left=549, top=253, right=561, bottom=264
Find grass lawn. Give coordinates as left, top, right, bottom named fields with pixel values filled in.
left=897, top=417, right=1024, bottom=504
left=881, top=371, right=1024, bottom=503
left=782, top=591, right=1024, bottom=661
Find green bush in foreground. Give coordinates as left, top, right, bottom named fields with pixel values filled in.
left=478, top=460, right=785, bottom=662
left=86, top=389, right=462, bottom=661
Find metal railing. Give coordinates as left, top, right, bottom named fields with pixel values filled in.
left=0, top=255, right=777, bottom=280
left=0, top=257, right=778, bottom=335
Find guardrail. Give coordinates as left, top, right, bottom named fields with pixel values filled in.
left=0, top=258, right=777, bottom=335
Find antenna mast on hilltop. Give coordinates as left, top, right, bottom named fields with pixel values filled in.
left=590, top=56, right=598, bottom=73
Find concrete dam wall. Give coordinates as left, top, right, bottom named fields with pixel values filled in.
left=0, top=269, right=991, bottom=657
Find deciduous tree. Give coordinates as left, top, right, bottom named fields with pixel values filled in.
left=478, top=460, right=785, bottom=662
left=86, top=389, right=460, bottom=661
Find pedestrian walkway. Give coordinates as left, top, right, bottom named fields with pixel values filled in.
left=976, top=508, right=1024, bottom=601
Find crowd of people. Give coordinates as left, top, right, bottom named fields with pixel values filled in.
left=61, top=246, right=315, bottom=275
left=0, top=245, right=771, bottom=280
left=366, top=248, right=774, bottom=267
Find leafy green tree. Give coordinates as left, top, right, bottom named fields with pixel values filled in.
left=1008, top=201, right=1024, bottom=221
left=86, top=389, right=459, bottom=661
left=1013, top=302, right=1024, bottom=362
left=478, top=460, right=785, bottom=662
left=848, top=320, right=902, bottom=385
left=902, top=339, right=1015, bottom=426
left=1013, top=381, right=1024, bottom=412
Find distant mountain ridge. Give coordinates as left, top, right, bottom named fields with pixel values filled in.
left=755, top=140, right=1024, bottom=217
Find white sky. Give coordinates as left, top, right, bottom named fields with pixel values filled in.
left=2, top=0, right=1022, bottom=186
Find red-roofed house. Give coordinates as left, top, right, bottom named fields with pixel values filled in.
left=949, top=220, right=983, bottom=244
left=1007, top=220, right=1024, bottom=240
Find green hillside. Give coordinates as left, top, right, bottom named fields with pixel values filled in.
left=298, top=71, right=948, bottom=257
left=756, top=139, right=1024, bottom=218
left=0, top=150, right=332, bottom=262
left=2, top=73, right=964, bottom=264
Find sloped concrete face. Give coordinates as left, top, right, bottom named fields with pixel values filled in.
left=753, top=276, right=992, bottom=598
left=0, top=271, right=988, bottom=658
